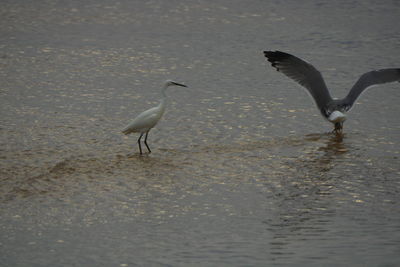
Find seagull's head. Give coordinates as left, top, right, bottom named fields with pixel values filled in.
left=165, top=80, right=188, bottom=88
left=328, top=111, right=347, bottom=124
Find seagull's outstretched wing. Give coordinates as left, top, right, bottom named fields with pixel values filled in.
left=344, top=68, right=400, bottom=109
left=264, top=51, right=333, bottom=111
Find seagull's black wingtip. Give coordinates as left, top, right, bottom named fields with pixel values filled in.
left=263, top=50, right=277, bottom=60
left=263, top=50, right=292, bottom=61
left=394, top=68, right=400, bottom=82
left=263, top=50, right=291, bottom=71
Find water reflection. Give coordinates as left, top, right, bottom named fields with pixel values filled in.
left=305, top=132, right=349, bottom=173
left=265, top=133, right=350, bottom=260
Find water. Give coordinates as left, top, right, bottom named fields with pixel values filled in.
left=1, top=0, right=400, bottom=266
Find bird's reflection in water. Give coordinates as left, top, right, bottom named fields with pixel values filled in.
left=266, top=133, right=351, bottom=258
left=318, top=132, right=346, bottom=154
left=303, top=132, right=349, bottom=173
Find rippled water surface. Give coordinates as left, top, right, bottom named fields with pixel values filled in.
left=1, top=0, right=400, bottom=266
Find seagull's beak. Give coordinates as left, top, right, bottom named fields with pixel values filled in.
left=328, top=111, right=346, bottom=123
left=172, top=82, right=187, bottom=87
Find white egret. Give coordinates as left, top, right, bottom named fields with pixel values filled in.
left=264, top=51, right=400, bottom=133
left=122, top=80, right=188, bottom=154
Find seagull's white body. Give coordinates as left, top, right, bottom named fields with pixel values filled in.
left=328, top=110, right=346, bottom=124
left=264, top=50, right=400, bottom=133
left=122, top=80, right=187, bottom=154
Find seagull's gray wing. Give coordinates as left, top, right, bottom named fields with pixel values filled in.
left=343, top=68, right=400, bottom=109
left=264, top=51, right=333, bottom=111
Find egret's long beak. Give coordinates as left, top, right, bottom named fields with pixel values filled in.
left=328, top=111, right=346, bottom=123
left=172, top=82, right=187, bottom=87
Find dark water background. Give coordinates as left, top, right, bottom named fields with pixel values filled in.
left=1, top=0, right=399, bottom=266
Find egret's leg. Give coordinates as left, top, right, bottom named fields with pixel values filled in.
left=137, top=133, right=144, bottom=155
left=144, top=131, right=151, bottom=153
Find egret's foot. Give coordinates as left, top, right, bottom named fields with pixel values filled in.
left=144, top=143, right=151, bottom=153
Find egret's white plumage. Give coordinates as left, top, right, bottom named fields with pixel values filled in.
left=264, top=50, right=400, bottom=133
left=122, top=80, right=187, bottom=154
left=122, top=106, right=165, bottom=135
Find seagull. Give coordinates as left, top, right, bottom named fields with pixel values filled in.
left=263, top=51, right=400, bottom=133
left=122, top=80, right=187, bottom=154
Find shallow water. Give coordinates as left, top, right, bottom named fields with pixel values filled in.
left=1, top=0, right=400, bottom=266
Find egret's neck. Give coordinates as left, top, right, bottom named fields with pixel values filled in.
left=161, top=84, right=169, bottom=98
left=159, top=84, right=169, bottom=111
